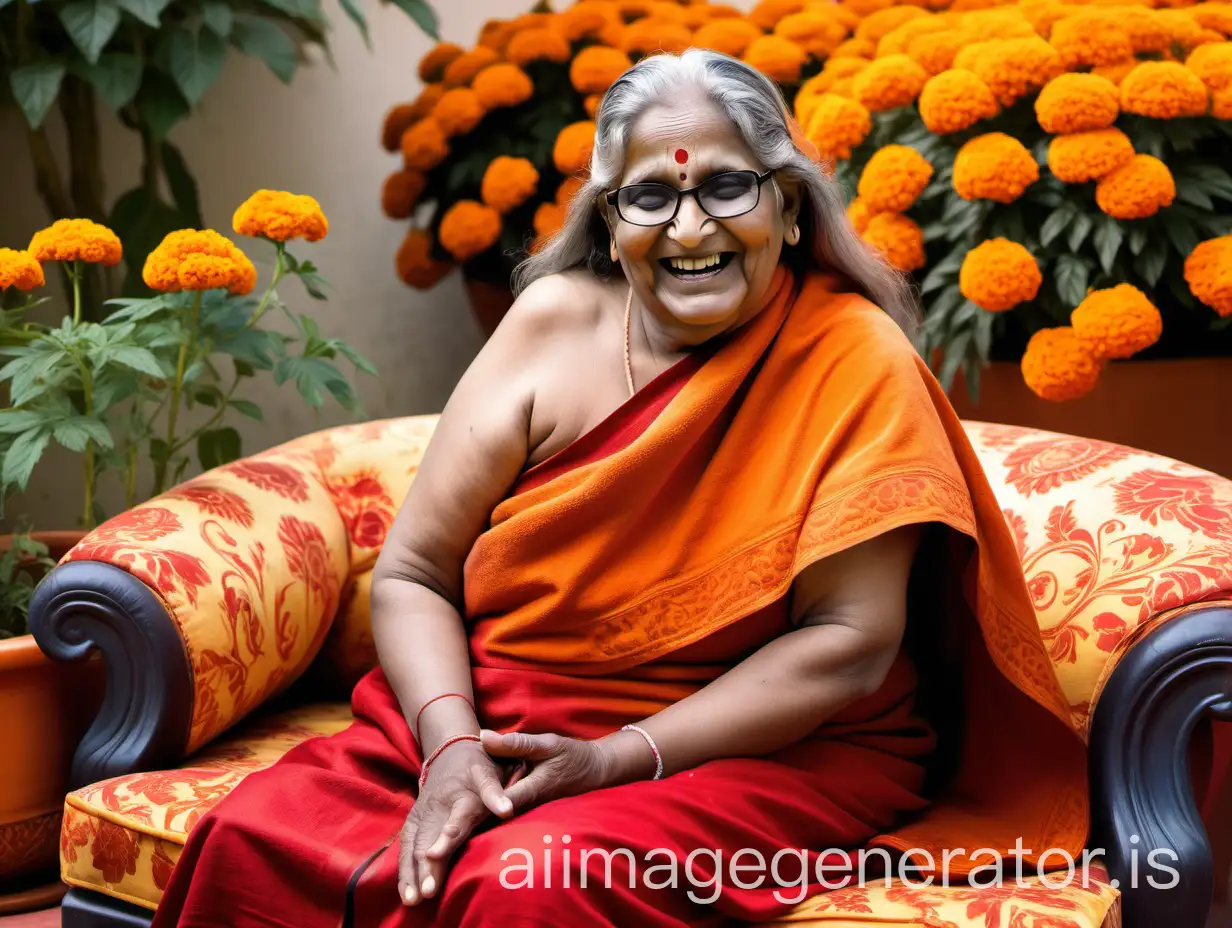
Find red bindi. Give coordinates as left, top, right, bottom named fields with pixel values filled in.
left=674, top=148, right=689, bottom=164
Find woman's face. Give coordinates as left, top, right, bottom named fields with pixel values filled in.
left=606, top=93, right=800, bottom=337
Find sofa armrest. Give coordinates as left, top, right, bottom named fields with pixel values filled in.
left=30, top=440, right=352, bottom=772
left=1088, top=602, right=1232, bottom=928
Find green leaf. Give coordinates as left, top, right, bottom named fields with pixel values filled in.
left=1040, top=205, right=1075, bottom=248
left=335, top=340, right=378, bottom=376
left=58, top=0, right=122, bottom=64
left=197, top=427, right=242, bottom=470
left=386, top=0, right=438, bottom=39
left=161, top=142, right=203, bottom=227
left=1175, top=181, right=1214, bottom=210
left=337, top=0, right=369, bottom=46
left=1055, top=254, right=1090, bottom=307
left=232, top=17, right=297, bottom=83
left=0, top=411, right=47, bottom=434
left=938, top=329, right=972, bottom=392
left=109, top=345, right=165, bottom=377
left=1161, top=211, right=1198, bottom=260
left=1067, top=212, right=1094, bottom=252
left=2, top=429, right=51, bottom=491
left=114, top=0, right=169, bottom=26
left=108, top=185, right=186, bottom=297
left=1092, top=217, right=1124, bottom=276
left=10, top=63, right=67, bottom=129
left=52, top=417, right=114, bottom=452
left=167, top=25, right=227, bottom=104
left=1128, top=225, right=1149, bottom=256
left=297, top=270, right=329, bottom=300
left=229, top=398, right=262, bottom=420
left=83, top=53, right=142, bottom=111
left=259, top=0, right=321, bottom=19
left=1135, top=245, right=1167, bottom=287
left=202, top=1, right=233, bottom=35
left=135, top=70, right=191, bottom=139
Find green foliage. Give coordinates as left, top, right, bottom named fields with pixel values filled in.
left=0, top=531, right=56, bottom=639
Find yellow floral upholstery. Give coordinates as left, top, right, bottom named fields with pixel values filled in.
left=59, top=703, right=352, bottom=910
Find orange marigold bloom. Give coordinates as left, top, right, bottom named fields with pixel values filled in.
left=1187, top=41, right=1232, bottom=92
left=906, top=30, right=966, bottom=73
left=1184, top=235, right=1232, bottom=315
left=953, top=133, right=1039, bottom=202
left=951, top=40, right=993, bottom=71
left=570, top=46, right=632, bottom=96
left=506, top=27, right=572, bottom=66
left=381, top=102, right=417, bottom=153
left=1191, top=3, right=1232, bottom=35
left=969, top=36, right=1063, bottom=105
left=473, top=64, right=534, bottom=109
left=28, top=218, right=122, bottom=266
left=1018, top=0, right=1072, bottom=35
left=847, top=196, right=874, bottom=233
left=851, top=54, right=929, bottom=110
left=584, top=94, right=603, bottom=118
left=0, top=248, right=45, bottom=291
left=143, top=229, right=255, bottom=295
left=858, top=145, right=934, bottom=212
left=804, top=93, right=873, bottom=160
left=233, top=190, right=328, bottom=243
left=532, top=202, right=568, bottom=251
left=1215, top=86, right=1232, bottom=116
left=381, top=170, right=426, bottom=220
left=1119, top=7, right=1172, bottom=52
left=481, top=156, right=540, bottom=215
left=401, top=118, right=450, bottom=171
left=1157, top=10, right=1207, bottom=50
left=395, top=229, right=452, bottom=290
left=476, top=19, right=517, bottom=53
left=554, top=121, right=596, bottom=176
left=1070, top=284, right=1162, bottom=359
left=1047, top=128, right=1135, bottom=183
left=1050, top=12, right=1134, bottom=67
left=748, top=0, right=807, bottom=30
left=442, top=47, right=500, bottom=87
left=557, top=176, right=585, bottom=206
left=1035, top=73, right=1120, bottom=133
left=1095, top=154, right=1176, bottom=219
left=856, top=6, right=930, bottom=44
left=419, top=43, right=464, bottom=82
left=862, top=213, right=926, bottom=271
left=621, top=18, right=693, bottom=54
left=840, top=0, right=895, bottom=19
left=431, top=88, right=486, bottom=137
left=877, top=17, right=949, bottom=57
left=919, top=68, right=999, bottom=133
left=959, top=238, right=1041, bottom=311
left=694, top=18, right=765, bottom=56
left=438, top=201, right=501, bottom=262
left=776, top=12, right=850, bottom=57
left=558, top=1, right=621, bottom=41
left=821, top=56, right=872, bottom=81
left=831, top=37, right=879, bottom=58
left=956, top=8, right=1037, bottom=42
left=829, top=77, right=856, bottom=97
left=1091, top=60, right=1140, bottom=86
left=744, top=34, right=808, bottom=81
left=1120, top=61, right=1210, bottom=117
left=1021, top=327, right=1103, bottom=401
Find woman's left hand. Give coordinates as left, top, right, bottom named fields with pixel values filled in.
left=480, top=729, right=651, bottom=813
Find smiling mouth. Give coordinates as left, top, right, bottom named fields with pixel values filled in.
left=659, top=252, right=736, bottom=280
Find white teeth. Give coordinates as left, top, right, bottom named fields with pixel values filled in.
left=669, top=253, right=721, bottom=271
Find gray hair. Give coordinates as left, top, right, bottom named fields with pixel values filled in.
left=512, top=48, right=919, bottom=336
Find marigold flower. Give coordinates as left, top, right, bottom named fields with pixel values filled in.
left=858, top=145, right=934, bottom=212
left=1120, top=61, right=1210, bottom=117
left=532, top=202, right=568, bottom=250
left=840, top=0, right=894, bottom=19
left=396, top=229, right=452, bottom=290
left=558, top=1, right=621, bottom=41
left=442, top=47, right=500, bottom=87
left=776, top=12, right=850, bottom=57
left=795, top=74, right=830, bottom=125
left=1119, top=7, right=1171, bottom=52
left=743, top=34, right=808, bottom=81
left=919, top=68, right=999, bottom=133
left=381, top=100, right=426, bottom=152
left=1035, top=73, right=1120, bottom=133
left=381, top=170, right=426, bottom=220
left=693, top=18, right=765, bottom=56
left=968, top=36, right=1063, bottom=105
left=1191, top=3, right=1232, bottom=35
left=862, top=213, right=926, bottom=271
left=557, top=176, right=585, bottom=206
left=28, top=219, right=122, bottom=266
left=143, top=229, right=255, bottom=295
left=419, top=43, right=464, bottom=82
left=804, top=93, right=873, bottom=160
left=749, top=0, right=807, bottom=30
left=907, top=30, right=967, bottom=73
left=506, top=27, right=572, bottom=66
left=957, top=9, right=1037, bottom=43
left=401, top=118, right=450, bottom=171
left=1047, top=128, right=1135, bottom=183
left=1018, top=0, right=1072, bottom=35
left=1095, top=154, right=1176, bottom=219
left=554, top=121, right=596, bottom=176
left=233, top=190, right=328, bottom=243
left=1215, top=86, right=1232, bottom=116
left=857, top=5, right=929, bottom=43
left=1184, top=235, right=1232, bottom=315
left=437, top=201, right=502, bottom=262
left=622, top=18, right=693, bottom=54
left=1070, top=284, right=1163, bottom=359
left=953, top=133, right=1039, bottom=203
left=480, top=157, right=540, bottom=215
left=570, top=46, right=632, bottom=96
left=1157, top=10, right=1207, bottom=51
left=877, top=16, right=949, bottom=56
left=1021, top=327, right=1103, bottom=401
left=431, top=88, right=486, bottom=137
left=472, top=64, right=535, bottom=109
left=847, top=196, right=874, bottom=234
left=959, top=238, right=1041, bottom=311
left=829, top=77, right=856, bottom=97
left=0, top=248, right=45, bottom=291
left=821, top=56, right=872, bottom=84
left=1187, top=42, right=1232, bottom=92
left=1050, top=12, right=1134, bottom=67
left=1091, top=60, right=1140, bottom=86
left=476, top=19, right=517, bottom=53
left=831, top=37, right=879, bottom=58
left=852, top=54, right=929, bottom=110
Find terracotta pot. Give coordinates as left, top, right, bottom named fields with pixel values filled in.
left=0, top=530, right=104, bottom=899
left=463, top=276, right=515, bottom=339
left=949, top=358, right=1232, bottom=478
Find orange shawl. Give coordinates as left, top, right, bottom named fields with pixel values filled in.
left=463, top=265, right=1088, bottom=874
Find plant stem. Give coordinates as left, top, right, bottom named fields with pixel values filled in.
left=79, top=352, right=96, bottom=529
left=243, top=245, right=286, bottom=330
left=71, top=260, right=82, bottom=325
left=155, top=290, right=202, bottom=495
left=125, top=444, right=137, bottom=510
left=168, top=372, right=241, bottom=457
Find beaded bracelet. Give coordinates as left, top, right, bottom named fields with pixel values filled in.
left=621, top=724, right=664, bottom=780
left=418, top=734, right=482, bottom=790
left=414, top=692, right=475, bottom=742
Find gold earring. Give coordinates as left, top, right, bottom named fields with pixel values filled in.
left=786, top=223, right=800, bottom=246
left=610, top=242, right=619, bottom=262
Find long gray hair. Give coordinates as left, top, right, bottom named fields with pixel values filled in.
left=512, top=48, right=919, bottom=335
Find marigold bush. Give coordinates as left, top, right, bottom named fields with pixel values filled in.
left=1070, top=284, right=1163, bottom=358
left=1021, top=327, right=1104, bottom=401
left=0, top=248, right=45, bottom=292
left=959, top=238, right=1042, bottom=310
left=1035, top=74, right=1120, bottom=134
left=919, top=69, right=999, bottom=133
left=953, top=132, right=1039, bottom=202
left=1185, top=235, right=1232, bottom=315
left=28, top=219, right=122, bottom=266
left=1094, top=154, right=1176, bottom=219
left=1047, top=128, right=1135, bottom=183
left=1120, top=61, right=1210, bottom=118
left=858, top=145, right=935, bottom=212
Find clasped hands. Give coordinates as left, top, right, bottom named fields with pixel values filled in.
left=399, top=728, right=651, bottom=906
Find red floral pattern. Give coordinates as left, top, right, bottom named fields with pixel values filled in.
left=329, top=471, right=396, bottom=550
left=165, top=484, right=255, bottom=527
left=225, top=459, right=310, bottom=502
left=91, top=820, right=140, bottom=884
left=1003, top=438, right=1132, bottom=498
left=1113, top=469, right=1232, bottom=540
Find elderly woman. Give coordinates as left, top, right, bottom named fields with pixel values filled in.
left=153, top=51, right=1085, bottom=928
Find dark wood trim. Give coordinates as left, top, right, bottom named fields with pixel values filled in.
left=29, top=561, right=194, bottom=790
left=1089, top=603, right=1232, bottom=928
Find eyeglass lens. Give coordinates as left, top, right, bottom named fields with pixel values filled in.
left=616, top=171, right=761, bottom=225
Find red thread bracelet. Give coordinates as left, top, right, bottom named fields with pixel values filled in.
left=414, top=692, right=475, bottom=741
left=418, top=734, right=481, bottom=789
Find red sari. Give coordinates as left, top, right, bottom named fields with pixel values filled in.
left=152, top=266, right=1086, bottom=927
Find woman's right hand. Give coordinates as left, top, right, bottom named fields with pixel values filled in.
left=399, top=740, right=514, bottom=906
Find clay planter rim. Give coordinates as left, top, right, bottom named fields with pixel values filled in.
left=0, top=529, right=85, bottom=666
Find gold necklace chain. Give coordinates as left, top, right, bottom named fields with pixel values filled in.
left=623, top=286, right=636, bottom=398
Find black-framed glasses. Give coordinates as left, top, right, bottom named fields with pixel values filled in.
left=606, top=170, right=774, bottom=227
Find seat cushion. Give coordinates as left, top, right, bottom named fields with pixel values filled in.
left=59, top=702, right=353, bottom=910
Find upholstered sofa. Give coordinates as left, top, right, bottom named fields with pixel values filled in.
left=28, top=416, right=1232, bottom=928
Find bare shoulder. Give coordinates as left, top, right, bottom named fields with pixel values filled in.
left=494, top=268, right=612, bottom=348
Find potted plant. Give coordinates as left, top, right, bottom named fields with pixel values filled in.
left=0, top=190, right=375, bottom=906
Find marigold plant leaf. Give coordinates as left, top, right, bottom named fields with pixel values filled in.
left=232, top=16, right=297, bottom=83
left=10, top=62, right=66, bottom=129
left=114, top=0, right=170, bottom=27
left=83, top=53, right=142, bottom=111
left=202, top=1, right=233, bottom=36
left=58, top=0, right=122, bottom=64
left=386, top=0, right=438, bottom=40
left=167, top=25, right=228, bottom=104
